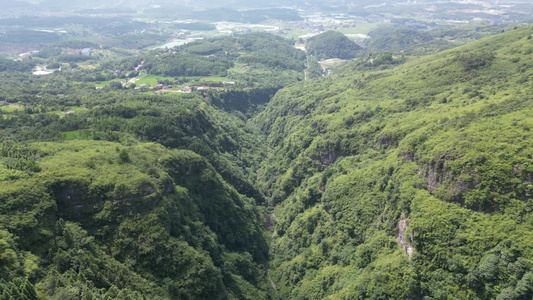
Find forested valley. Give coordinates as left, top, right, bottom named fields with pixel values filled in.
left=0, top=24, right=532, bottom=300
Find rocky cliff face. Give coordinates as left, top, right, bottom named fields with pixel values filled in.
left=256, top=26, right=533, bottom=299
left=397, top=212, right=413, bottom=259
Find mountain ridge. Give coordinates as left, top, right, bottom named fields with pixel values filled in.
left=255, top=25, right=533, bottom=299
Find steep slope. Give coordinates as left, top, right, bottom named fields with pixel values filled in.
left=0, top=141, right=272, bottom=299
left=0, top=87, right=276, bottom=298
left=255, top=26, right=533, bottom=299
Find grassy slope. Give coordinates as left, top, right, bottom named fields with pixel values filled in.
left=255, top=26, right=533, bottom=299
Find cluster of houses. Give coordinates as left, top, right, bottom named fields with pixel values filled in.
left=178, top=81, right=235, bottom=93
left=178, top=85, right=224, bottom=93
left=131, top=84, right=229, bottom=93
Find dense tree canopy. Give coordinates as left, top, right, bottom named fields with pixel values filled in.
left=0, top=26, right=532, bottom=300
left=254, top=26, right=533, bottom=299
left=306, top=31, right=362, bottom=60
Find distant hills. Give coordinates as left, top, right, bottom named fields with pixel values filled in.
left=306, top=31, right=362, bottom=60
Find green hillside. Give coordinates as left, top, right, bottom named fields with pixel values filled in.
left=0, top=140, right=274, bottom=299
left=0, top=89, right=273, bottom=298
left=306, top=31, right=362, bottom=60
left=255, top=26, right=533, bottom=299
left=365, top=27, right=443, bottom=54
left=0, top=25, right=532, bottom=299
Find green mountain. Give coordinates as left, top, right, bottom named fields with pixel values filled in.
left=0, top=128, right=272, bottom=299
left=0, top=25, right=532, bottom=299
left=306, top=31, right=362, bottom=60
left=255, top=26, right=533, bottom=299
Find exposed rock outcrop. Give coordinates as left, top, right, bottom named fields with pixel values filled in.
left=397, top=212, right=414, bottom=260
